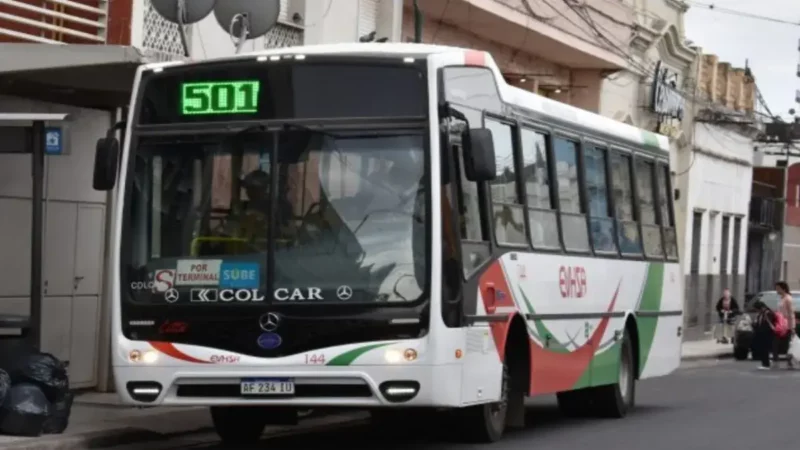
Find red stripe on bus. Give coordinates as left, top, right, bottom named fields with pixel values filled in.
left=465, top=50, right=486, bottom=66
left=528, top=281, right=621, bottom=394
left=479, top=262, right=517, bottom=361
left=149, top=341, right=210, bottom=364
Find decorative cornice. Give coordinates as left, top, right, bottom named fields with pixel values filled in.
left=665, top=0, right=690, bottom=13
left=657, top=25, right=697, bottom=67
left=630, top=24, right=659, bottom=52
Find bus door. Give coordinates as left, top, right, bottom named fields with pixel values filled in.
left=439, top=106, right=493, bottom=328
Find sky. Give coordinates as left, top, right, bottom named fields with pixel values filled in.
left=684, top=0, right=800, bottom=120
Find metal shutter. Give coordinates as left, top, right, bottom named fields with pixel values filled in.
left=357, top=0, right=378, bottom=39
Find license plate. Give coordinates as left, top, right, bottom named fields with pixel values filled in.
left=240, top=378, right=295, bottom=396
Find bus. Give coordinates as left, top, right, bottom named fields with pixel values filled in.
left=92, top=43, right=683, bottom=445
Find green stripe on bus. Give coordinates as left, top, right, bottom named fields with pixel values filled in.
left=326, top=343, right=394, bottom=366
left=641, top=130, right=661, bottom=149
left=636, top=263, right=665, bottom=373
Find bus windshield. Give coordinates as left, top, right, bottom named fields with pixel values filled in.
left=123, top=128, right=427, bottom=305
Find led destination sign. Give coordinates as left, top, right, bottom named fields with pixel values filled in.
left=139, top=60, right=426, bottom=125
left=180, top=80, right=261, bottom=116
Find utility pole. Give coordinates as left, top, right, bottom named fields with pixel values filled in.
left=413, top=0, right=423, bottom=43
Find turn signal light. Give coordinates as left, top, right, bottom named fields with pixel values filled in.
left=129, top=350, right=158, bottom=364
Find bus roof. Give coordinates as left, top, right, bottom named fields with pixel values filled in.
left=142, top=43, right=670, bottom=154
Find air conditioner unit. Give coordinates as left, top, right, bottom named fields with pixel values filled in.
left=650, top=17, right=667, bottom=32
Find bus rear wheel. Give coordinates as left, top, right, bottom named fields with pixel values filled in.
left=210, top=406, right=269, bottom=445
left=593, top=331, right=635, bottom=418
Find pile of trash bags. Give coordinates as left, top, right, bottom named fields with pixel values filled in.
left=0, top=352, right=72, bottom=437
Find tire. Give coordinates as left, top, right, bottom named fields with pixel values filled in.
left=210, top=406, right=267, bottom=445
left=459, top=361, right=512, bottom=442
left=733, top=345, right=749, bottom=361
left=593, top=330, right=635, bottom=418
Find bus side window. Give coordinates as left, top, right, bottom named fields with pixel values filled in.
left=520, top=128, right=560, bottom=250
left=485, top=118, right=526, bottom=246
left=610, top=151, right=643, bottom=256
left=634, top=158, right=664, bottom=259
left=656, top=163, right=679, bottom=259
left=584, top=145, right=617, bottom=254
left=553, top=137, right=590, bottom=252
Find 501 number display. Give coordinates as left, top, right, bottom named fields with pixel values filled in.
left=180, top=80, right=260, bottom=116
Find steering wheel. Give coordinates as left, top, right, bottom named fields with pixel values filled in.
left=294, top=201, right=328, bottom=244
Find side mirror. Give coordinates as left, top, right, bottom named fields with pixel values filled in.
left=92, top=136, right=120, bottom=191
left=463, top=128, right=496, bottom=182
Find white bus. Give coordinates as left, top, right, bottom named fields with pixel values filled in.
left=92, top=43, right=683, bottom=445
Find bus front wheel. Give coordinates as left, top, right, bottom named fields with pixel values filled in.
left=210, top=406, right=268, bottom=445
left=459, top=360, right=517, bottom=442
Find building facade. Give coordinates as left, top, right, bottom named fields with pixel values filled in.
left=682, top=53, right=757, bottom=339
left=596, top=0, right=759, bottom=339
left=751, top=119, right=800, bottom=294
left=403, top=0, right=634, bottom=112
left=0, top=0, right=401, bottom=392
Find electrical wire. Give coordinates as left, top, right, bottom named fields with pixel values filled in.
left=430, top=0, right=452, bottom=44
left=686, top=1, right=800, bottom=27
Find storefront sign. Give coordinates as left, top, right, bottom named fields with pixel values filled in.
left=651, top=61, right=685, bottom=121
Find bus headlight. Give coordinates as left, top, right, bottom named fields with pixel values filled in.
left=385, top=348, right=418, bottom=363
left=129, top=350, right=159, bottom=364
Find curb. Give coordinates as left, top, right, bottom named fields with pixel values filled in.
left=0, top=412, right=368, bottom=450
left=681, top=352, right=733, bottom=362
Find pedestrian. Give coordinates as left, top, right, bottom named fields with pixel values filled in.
left=752, top=300, right=776, bottom=370
left=774, top=281, right=796, bottom=370
left=715, top=288, right=740, bottom=343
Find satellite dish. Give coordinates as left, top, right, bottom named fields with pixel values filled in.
left=214, top=0, right=280, bottom=41
left=151, top=0, right=216, bottom=25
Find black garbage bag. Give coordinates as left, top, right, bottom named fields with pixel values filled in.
left=7, top=353, right=68, bottom=402
left=42, top=391, right=73, bottom=434
left=0, top=370, right=10, bottom=406
left=0, top=383, right=51, bottom=437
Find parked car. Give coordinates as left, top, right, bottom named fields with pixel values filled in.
left=733, top=290, right=800, bottom=360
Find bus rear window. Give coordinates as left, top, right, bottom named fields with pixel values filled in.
left=137, top=60, right=427, bottom=125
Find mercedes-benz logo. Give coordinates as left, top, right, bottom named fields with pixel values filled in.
left=259, top=313, right=280, bottom=332
left=164, top=288, right=179, bottom=303
left=336, top=285, right=353, bottom=301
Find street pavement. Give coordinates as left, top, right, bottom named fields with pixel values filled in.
left=101, top=357, right=795, bottom=450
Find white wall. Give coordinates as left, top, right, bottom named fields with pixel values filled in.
left=682, top=123, right=753, bottom=276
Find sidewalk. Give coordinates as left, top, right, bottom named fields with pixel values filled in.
left=0, top=341, right=728, bottom=449
left=0, top=393, right=367, bottom=450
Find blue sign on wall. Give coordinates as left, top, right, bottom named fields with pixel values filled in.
left=219, top=262, right=260, bottom=289
left=44, top=128, right=63, bottom=155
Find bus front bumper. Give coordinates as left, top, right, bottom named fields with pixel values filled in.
left=113, top=364, right=463, bottom=408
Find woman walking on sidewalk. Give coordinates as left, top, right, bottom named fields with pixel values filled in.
left=774, top=281, right=796, bottom=370
left=753, top=300, right=777, bottom=370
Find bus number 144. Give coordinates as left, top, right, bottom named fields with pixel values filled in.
left=305, top=354, right=325, bottom=364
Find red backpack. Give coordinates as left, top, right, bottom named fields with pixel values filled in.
left=774, top=312, right=790, bottom=337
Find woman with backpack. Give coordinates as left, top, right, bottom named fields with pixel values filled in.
left=753, top=300, right=777, bottom=370
left=773, top=281, right=796, bottom=370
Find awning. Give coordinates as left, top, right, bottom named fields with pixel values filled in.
left=0, top=44, right=146, bottom=109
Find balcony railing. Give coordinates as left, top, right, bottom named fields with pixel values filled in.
left=750, top=197, right=783, bottom=230
left=0, top=0, right=108, bottom=44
